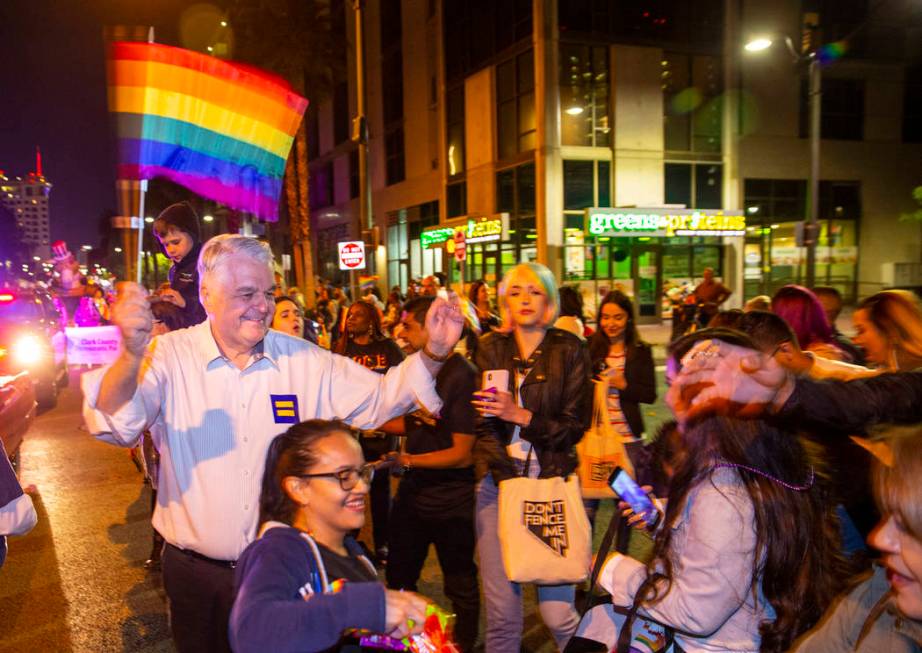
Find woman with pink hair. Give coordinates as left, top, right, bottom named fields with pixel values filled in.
left=772, top=285, right=848, bottom=361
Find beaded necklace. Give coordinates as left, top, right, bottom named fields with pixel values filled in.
left=715, top=461, right=815, bottom=491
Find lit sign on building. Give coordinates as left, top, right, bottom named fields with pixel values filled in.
left=586, top=208, right=746, bottom=237
left=420, top=227, right=456, bottom=249
left=421, top=213, right=509, bottom=249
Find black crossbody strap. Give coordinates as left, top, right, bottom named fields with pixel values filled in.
left=580, top=512, right=623, bottom=615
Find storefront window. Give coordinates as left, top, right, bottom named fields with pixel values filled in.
left=743, top=178, right=860, bottom=302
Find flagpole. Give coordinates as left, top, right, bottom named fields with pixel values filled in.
left=136, top=179, right=148, bottom=285
left=134, top=27, right=155, bottom=286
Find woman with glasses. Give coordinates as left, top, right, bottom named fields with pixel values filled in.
left=230, top=419, right=430, bottom=652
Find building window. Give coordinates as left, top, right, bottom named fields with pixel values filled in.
left=563, top=160, right=610, bottom=210
left=385, top=127, right=406, bottom=186
left=387, top=213, right=410, bottom=293
left=381, top=0, right=405, bottom=185
left=558, top=0, right=723, bottom=52
left=743, top=178, right=860, bottom=300
left=309, top=162, right=334, bottom=210
left=663, top=52, right=722, bottom=153
left=802, top=0, right=869, bottom=57
left=447, top=181, right=466, bottom=218
left=349, top=149, right=359, bottom=199
left=446, top=85, right=465, bottom=177
left=443, top=0, right=533, bottom=82
left=800, top=78, right=864, bottom=141
left=664, top=163, right=722, bottom=208
left=496, top=49, right=536, bottom=160
left=307, top=105, right=320, bottom=160
left=560, top=44, right=610, bottom=147
left=496, top=162, right=536, bottom=275
left=903, top=65, right=922, bottom=143
left=333, top=82, right=350, bottom=145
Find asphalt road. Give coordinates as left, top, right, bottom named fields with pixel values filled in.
left=0, top=367, right=673, bottom=652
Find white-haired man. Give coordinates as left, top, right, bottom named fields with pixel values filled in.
left=82, top=235, right=463, bottom=653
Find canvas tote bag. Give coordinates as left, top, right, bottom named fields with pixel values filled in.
left=576, top=379, right=635, bottom=499
left=497, top=447, right=591, bottom=584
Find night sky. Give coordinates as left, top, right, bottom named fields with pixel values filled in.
left=0, top=1, right=224, bottom=249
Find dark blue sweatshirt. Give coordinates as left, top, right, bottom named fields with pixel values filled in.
left=168, top=241, right=206, bottom=328
left=229, top=525, right=386, bottom=653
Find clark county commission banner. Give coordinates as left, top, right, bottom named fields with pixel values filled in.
left=108, top=42, right=308, bottom=221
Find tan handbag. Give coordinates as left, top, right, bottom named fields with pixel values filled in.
left=576, top=379, right=635, bottom=499
left=497, top=448, right=591, bottom=584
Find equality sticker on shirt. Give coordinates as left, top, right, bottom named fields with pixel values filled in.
left=270, top=394, right=299, bottom=424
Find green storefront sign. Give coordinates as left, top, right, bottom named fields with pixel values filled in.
left=420, top=214, right=508, bottom=249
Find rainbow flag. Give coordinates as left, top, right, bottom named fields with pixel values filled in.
left=108, top=42, right=308, bottom=221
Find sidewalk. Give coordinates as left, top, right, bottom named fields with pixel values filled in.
left=637, top=321, right=673, bottom=364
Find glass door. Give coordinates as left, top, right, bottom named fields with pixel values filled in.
left=632, top=244, right=663, bottom=324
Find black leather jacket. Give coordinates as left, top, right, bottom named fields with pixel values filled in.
left=472, top=327, right=592, bottom=483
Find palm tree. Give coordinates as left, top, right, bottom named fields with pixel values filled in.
left=228, top=0, right=343, bottom=308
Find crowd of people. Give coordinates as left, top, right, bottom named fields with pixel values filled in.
left=5, top=199, right=922, bottom=653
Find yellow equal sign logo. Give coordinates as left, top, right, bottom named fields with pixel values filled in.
left=271, top=394, right=299, bottom=424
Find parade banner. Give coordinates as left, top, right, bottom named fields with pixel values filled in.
left=65, top=326, right=122, bottom=366
left=107, top=42, right=308, bottom=221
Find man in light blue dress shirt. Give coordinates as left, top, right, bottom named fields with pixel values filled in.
left=82, top=235, right=462, bottom=653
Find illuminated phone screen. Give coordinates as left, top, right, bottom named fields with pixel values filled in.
left=608, top=467, right=659, bottom=525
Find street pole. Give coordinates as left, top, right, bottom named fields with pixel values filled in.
left=136, top=179, right=148, bottom=285
left=352, top=0, right=370, bottom=302
left=806, top=55, right=821, bottom=288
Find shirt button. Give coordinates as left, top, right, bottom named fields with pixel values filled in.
left=244, top=504, right=250, bottom=511
left=244, top=470, right=249, bottom=476
left=244, top=437, right=249, bottom=443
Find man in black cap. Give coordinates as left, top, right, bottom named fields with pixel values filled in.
left=153, top=202, right=207, bottom=327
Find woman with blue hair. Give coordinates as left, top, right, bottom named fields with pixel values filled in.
left=471, top=262, right=593, bottom=652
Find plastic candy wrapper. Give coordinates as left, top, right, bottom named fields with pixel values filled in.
left=356, top=604, right=460, bottom=652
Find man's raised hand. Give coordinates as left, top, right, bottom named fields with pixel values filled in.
left=424, top=292, right=464, bottom=358
left=112, top=282, right=154, bottom=358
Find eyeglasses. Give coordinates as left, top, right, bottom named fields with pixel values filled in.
left=298, top=463, right=375, bottom=491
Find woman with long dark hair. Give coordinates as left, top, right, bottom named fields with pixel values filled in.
left=332, top=300, right=404, bottom=563
left=586, top=291, right=656, bottom=501
left=229, top=420, right=429, bottom=652
left=574, top=332, right=847, bottom=653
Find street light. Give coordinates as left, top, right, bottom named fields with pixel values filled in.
left=745, top=34, right=821, bottom=288
left=203, top=214, right=214, bottom=223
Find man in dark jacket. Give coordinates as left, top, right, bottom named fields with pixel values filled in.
left=153, top=202, right=206, bottom=328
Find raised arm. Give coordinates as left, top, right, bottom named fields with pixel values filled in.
left=96, top=283, right=154, bottom=414
left=778, top=372, right=922, bottom=434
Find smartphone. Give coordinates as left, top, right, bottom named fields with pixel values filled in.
left=608, top=466, right=661, bottom=528
left=482, top=369, right=510, bottom=393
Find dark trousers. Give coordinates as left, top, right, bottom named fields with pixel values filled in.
left=360, top=434, right=394, bottom=552
left=162, top=543, right=236, bottom=653
left=386, top=491, right=480, bottom=653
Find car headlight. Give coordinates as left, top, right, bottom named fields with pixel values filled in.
left=12, top=335, right=45, bottom=366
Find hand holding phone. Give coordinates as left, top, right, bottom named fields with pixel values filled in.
left=608, top=467, right=662, bottom=530
left=482, top=369, right=510, bottom=392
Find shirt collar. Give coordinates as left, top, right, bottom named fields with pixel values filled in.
left=194, top=320, right=279, bottom=371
